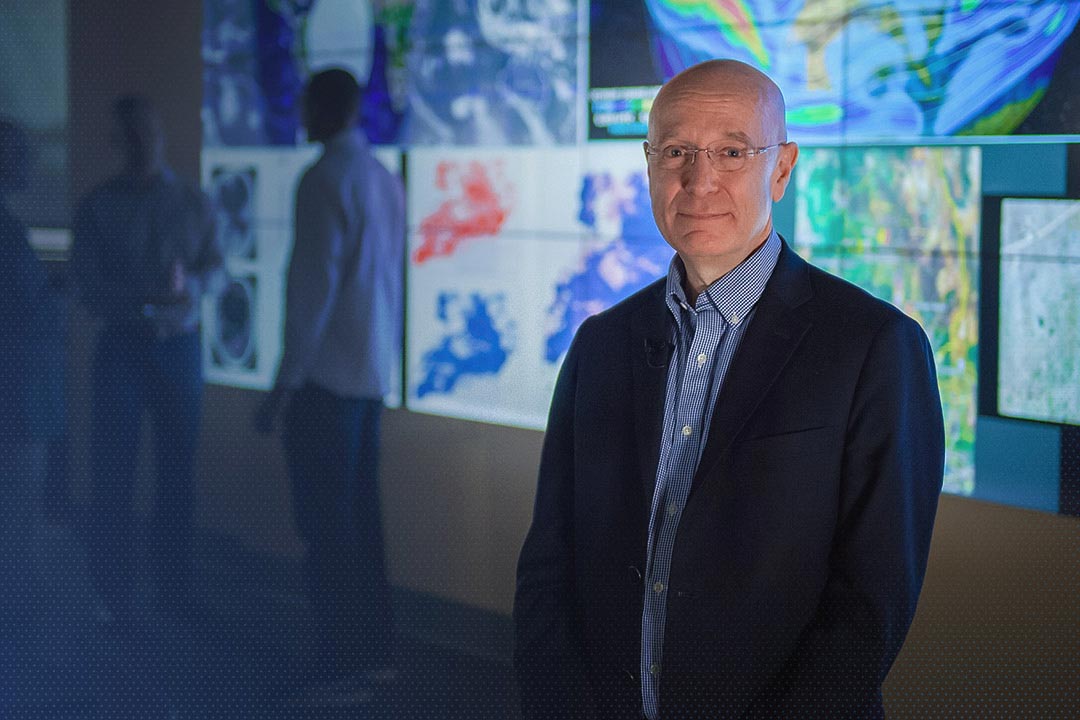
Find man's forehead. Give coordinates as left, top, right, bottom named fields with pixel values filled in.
left=650, top=89, right=766, bottom=136
left=659, top=84, right=763, bottom=109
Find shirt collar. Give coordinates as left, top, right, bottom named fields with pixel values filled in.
left=665, top=229, right=781, bottom=327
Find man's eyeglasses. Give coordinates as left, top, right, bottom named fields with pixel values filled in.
left=643, top=142, right=784, bottom=172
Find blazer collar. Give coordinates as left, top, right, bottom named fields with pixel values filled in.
left=693, top=239, right=814, bottom=487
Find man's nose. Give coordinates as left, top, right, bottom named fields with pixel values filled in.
left=683, top=150, right=720, bottom=193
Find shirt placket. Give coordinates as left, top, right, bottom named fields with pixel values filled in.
left=641, top=305, right=726, bottom=719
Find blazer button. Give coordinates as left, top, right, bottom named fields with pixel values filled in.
left=624, top=668, right=638, bottom=682
left=627, top=565, right=643, bottom=584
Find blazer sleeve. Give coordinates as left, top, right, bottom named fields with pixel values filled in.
left=513, top=325, right=596, bottom=720
left=744, top=312, right=945, bottom=718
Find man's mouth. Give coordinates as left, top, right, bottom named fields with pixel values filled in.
left=678, top=211, right=726, bottom=220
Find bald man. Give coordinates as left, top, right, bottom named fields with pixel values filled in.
left=514, top=60, right=944, bottom=719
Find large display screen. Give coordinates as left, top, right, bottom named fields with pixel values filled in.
left=794, top=146, right=982, bottom=496
left=589, top=0, right=1080, bottom=142
left=997, top=197, right=1080, bottom=426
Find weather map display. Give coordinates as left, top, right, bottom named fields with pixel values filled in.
left=406, top=148, right=580, bottom=428
left=795, top=146, right=982, bottom=495
left=997, top=198, right=1080, bottom=426
left=199, top=145, right=402, bottom=405
left=544, top=143, right=673, bottom=364
left=402, top=0, right=584, bottom=145
left=406, top=144, right=675, bottom=428
left=589, top=0, right=1080, bottom=142
left=199, top=147, right=313, bottom=390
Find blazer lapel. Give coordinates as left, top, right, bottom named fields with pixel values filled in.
left=630, top=280, right=673, bottom=520
left=693, top=242, right=814, bottom=487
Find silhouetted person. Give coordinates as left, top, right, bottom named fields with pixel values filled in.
left=0, top=118, right=65, bottom=708
left=71, top=95, right=223, bottom=622
left=254, top=68, right=405, bottom=707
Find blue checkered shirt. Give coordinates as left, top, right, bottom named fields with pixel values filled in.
left=641, top=231, right=781, bottom=719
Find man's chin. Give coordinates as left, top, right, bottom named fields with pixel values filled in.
left=675, top=216, right=731, bottom=237
left=674, top=229, right=727, bottom=250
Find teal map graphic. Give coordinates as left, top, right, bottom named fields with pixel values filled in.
left=795, top=146, right=981, bottom=495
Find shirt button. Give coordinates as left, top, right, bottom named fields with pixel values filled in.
left=650, top=663, right=660, bottom=676
left=696, top=353, right=707, bottom=367
left=667, top=502, right=678, bottom=516
left=653, top=581, right=664, bottom=593
left=681, top=425, right=692, bottom=436
left=731, top=312, right=740, bottom=323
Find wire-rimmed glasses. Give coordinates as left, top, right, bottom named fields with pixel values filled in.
left=643, top=141, right=784, bottom=172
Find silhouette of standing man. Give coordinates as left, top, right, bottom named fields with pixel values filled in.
left=72, top=95, right=222, bottom=622
left=255, top=68, right=405, bottom=706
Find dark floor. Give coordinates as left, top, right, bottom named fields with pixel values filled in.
left=1, top=512, right=520, bottom=719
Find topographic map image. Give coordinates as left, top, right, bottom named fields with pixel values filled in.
left=795, top=146, right=981, bottom=495
left=998, top=198, right=1080, bottom=426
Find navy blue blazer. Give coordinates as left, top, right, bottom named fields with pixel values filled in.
left=514, top=240, right=945, bottom=719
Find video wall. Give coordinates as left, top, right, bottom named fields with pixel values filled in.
left=201, top=0, right=1080, bottom=510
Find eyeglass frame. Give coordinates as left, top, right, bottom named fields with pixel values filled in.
left=642, top=141, right=787, bottom=172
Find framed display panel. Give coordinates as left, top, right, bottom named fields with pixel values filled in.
left=404, top=147, right=584, bottom=428
left=980, top=195, right=1080, bottom=427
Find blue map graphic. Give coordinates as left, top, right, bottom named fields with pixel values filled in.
left=417, top=292, right=515, bottom=397
left=544, top=171, right=671, bottom=362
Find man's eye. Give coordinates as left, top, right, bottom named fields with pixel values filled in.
left=721, top=147, right=746, bottom=159
left=664, top=146, right=686, bottom=158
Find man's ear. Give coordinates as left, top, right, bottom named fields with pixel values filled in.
left=771, top=142, right=799, bottom=202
